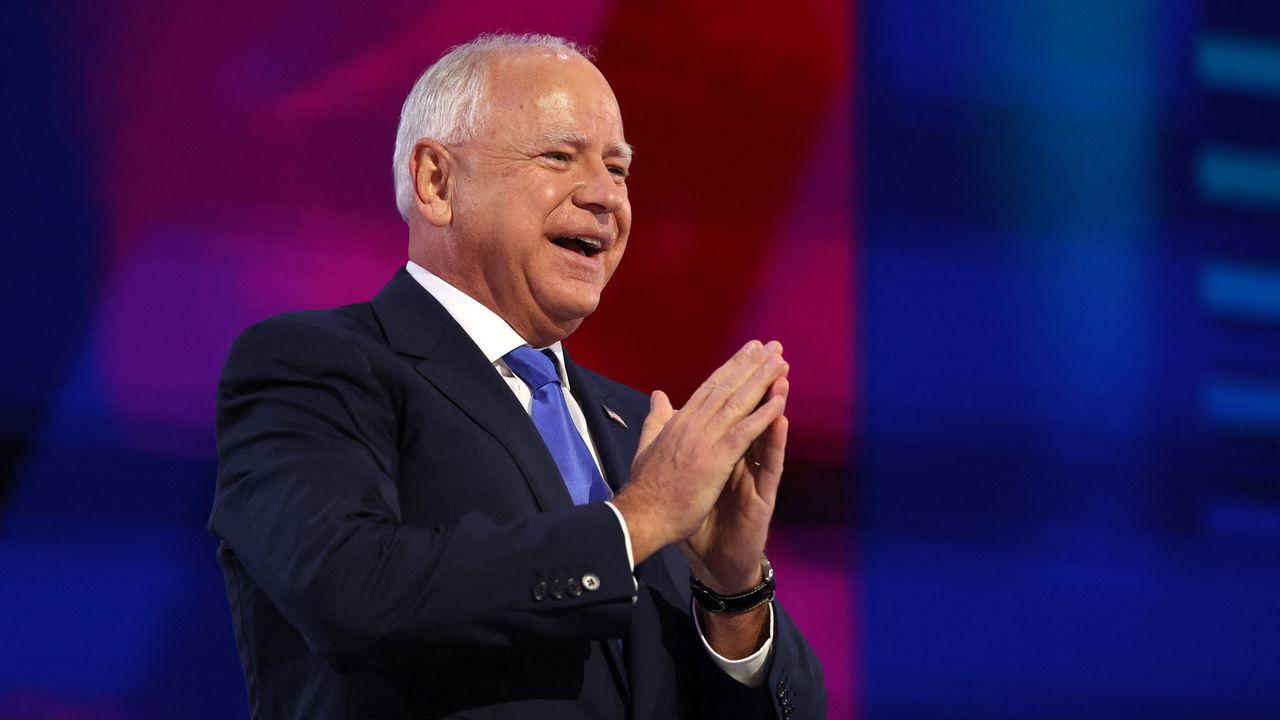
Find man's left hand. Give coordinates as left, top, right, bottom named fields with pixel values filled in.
left=683, top=364, right=789, bottom=660
left=680, top=370, right=789, bottom=594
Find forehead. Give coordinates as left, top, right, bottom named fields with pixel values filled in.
left=480, top=51, right=625, bottom=142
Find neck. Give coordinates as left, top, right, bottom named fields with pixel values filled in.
left=408, top=255, right=579, bottom=348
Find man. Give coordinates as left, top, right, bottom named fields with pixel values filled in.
left=211, top=33, right=824, bottom=719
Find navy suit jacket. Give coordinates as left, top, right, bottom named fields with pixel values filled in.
left=210, top=268, right=825, bottom=719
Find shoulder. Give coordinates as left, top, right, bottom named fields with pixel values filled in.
left=221, top=303, right=393, bottom=382
left=216, top=303, right=414, bottom=430
left=229, top=303, right=384, bottom=357
left=233, top=302, right=380, bottom=347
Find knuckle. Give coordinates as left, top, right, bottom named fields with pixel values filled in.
left=701, top=379, right=728, bottom=396
left=722, top=395, right=749, bottom=415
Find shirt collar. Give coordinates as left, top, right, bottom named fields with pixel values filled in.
left=405, top=261, right=571, bottom=387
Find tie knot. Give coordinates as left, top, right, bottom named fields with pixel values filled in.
left=503, top=346, right=561, bottom=391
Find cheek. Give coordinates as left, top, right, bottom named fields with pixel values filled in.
left=618, top=202, right=632, bottom=233
left=518, top=185, right=564, bottom=236
left=603, top=239, right=627, bottom=280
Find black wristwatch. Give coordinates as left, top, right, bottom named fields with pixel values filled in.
left=690, top=556, right=775, bottom=614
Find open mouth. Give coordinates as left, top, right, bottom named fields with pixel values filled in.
left=550, top=235, right=605, bottom=258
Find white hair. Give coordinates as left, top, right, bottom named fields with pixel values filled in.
left=392, top=33, right=589, bottom=223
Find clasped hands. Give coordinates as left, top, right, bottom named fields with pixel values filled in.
left=612, top=340, right=789, bottom=596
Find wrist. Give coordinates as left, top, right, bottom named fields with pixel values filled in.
left=694, top=561, right=765, bottom=595
left=609, top=493, right=665, bottom=565
left=697, top=601, right=770, bottom=660
left=691, top=556, right=775, bottom=614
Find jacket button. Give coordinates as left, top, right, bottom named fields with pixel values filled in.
left=582, top=573, right=601, bottom=592
left=566, top=576, right=583, bottom=597
left=549, top=579, right=564, bottom=600
left=531, top=581, right=548, bottom=602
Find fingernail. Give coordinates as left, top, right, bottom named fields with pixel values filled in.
left=745, top=340, right=761, bottom=355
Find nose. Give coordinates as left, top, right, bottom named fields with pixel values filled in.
left=572, top=158, right=626, bottom=215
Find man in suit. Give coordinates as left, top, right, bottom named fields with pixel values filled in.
left=211, top=33, right=825, bottom=718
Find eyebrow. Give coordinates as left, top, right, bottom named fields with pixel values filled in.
left=532, top=128, right=634, bottom=162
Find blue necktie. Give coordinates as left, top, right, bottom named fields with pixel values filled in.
left=503, top=346, right=612, bottom=505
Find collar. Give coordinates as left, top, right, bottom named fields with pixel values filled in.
left=405, top=261, right=572, bottom=388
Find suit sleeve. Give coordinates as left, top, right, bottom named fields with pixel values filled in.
left=679, top=600, right=825, bottom=719
left=630, top=542, right=825, bottom=719
left=760, top=602, right=827, bottom=719
left=209, top=315, right=636, bottom=670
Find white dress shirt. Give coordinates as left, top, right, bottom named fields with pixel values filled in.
left=405, top=261, right=772, bottom=686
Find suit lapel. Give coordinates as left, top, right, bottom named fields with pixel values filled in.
left=373, top=269, right=636, bottom=695
left=564, top=353, right=645, bottom=695
left=564, top=355, right=635, bottom=494
left=371, top=269, right=574, bottom=512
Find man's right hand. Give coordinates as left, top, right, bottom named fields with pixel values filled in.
left=611, top=340, right=788, bottom=565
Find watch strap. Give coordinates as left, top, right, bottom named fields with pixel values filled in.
left=690, top=556, right=775, bottom=614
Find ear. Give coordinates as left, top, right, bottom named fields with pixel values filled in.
left=410, top=138, right=454, bottom=227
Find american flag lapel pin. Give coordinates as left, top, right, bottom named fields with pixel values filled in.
left=603, top=404, right=628, bottom=429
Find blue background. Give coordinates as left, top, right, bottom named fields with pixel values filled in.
left=860, top=0, right=1280, bottom=717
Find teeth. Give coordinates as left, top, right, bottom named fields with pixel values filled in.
left=556, top=236, right=603, bottom=254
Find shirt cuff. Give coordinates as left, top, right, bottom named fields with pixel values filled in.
left=602, top=501, right=635, bottom=570
left=690, top=598, right=775, bottom=687
left=602, top=501, right=639, bottom=600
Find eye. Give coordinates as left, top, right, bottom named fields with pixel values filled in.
left=543, top=151, right=571, bottom=163
left=608, top=164, right=630, bottom=179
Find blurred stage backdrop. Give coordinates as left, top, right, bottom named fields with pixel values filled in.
left=1, top=1, right=1278, bottom=717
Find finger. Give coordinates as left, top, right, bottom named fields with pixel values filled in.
left=763, top=375, right=790, bottom=406
left=755, top=414, right=788, bottom=506
left=683, top=340, right=766, bottom=415
left=636, top=390, right=674, bottom=455
left=770, top=366, right=791, bottom=392
left=718, top=393, right=786, bottom=462
left=695, top=344, right=784, bottom=426
left=744, top=377, right=788, bottom=471
left=711, top=354, right=788, bottom=434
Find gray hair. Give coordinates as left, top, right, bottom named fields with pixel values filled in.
left=392, top=33, right=589, bottom=223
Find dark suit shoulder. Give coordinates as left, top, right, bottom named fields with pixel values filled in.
left=570, top=364, right=649, bottom=413
left=233, top=302, right=384, bottom=349
left=218, top=303, right=414, bottom=427
left=223, top=302, right=400, bottom=373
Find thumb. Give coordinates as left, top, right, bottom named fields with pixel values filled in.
left=637, top=390, right=674, bottom=454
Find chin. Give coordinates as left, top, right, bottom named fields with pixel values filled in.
left=545, top=294, right=601, bottom=333
left=539, top=281, right=603, bottom=315
left=557, top=299, right=600, bottom=325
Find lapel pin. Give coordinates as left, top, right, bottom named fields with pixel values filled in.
left=603, top=404, right=628, bottom=428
